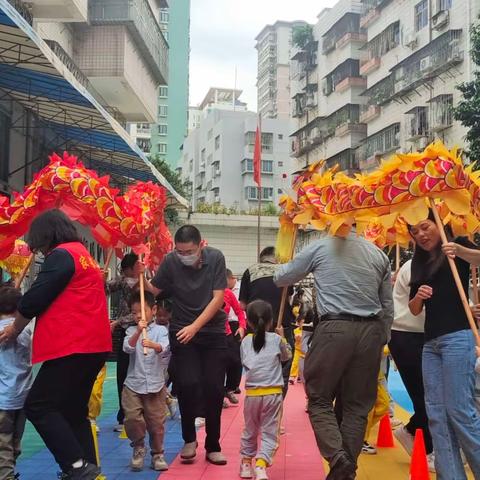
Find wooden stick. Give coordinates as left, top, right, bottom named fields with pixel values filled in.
left=102, top=248, right=114, bottom=274
left=472, top=265, right=479, bottom=306
left=395, top=242, right=401, bottom=273
left=429, top=198, right=480, bottom=346
left=14, top=253, right=34, bottom=289
left=139, top=273, right=149, bottom=356
left=276, top=225, right=299, bottom=329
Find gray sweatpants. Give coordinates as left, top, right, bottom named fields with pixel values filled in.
left=240, top=394, right=283, bottom=465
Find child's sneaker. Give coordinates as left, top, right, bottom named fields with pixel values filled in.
left=239, top=458, right=253, bottom=478
left=151, top=454, right=169, bottom=471
left=130, top=446, right=146, bottom=471
left=427, top=452, right=436, bottom=473
left=166, top=396, right=178, bottom=418
left=254, top=466, right=268, bottom=480
left=393, top=425, right=414, bottom=455
left=361, top=441, right=377, bottom=455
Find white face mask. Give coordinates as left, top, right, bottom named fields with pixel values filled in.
left=125, top=277, right=138, bottom=288
left=176, top=252, right=200, bottom=267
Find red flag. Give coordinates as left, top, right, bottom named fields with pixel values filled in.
left=253, top=126, right=262, bottom=187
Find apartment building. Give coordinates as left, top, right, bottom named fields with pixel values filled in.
left=289, top=0, right=479, bottom=174
left=358, top=0, right=479, bottom=171
left=290, top=0, right=368, bottom=173
left=180, top=90, right=291, bottom=211
left=256, top=20, right=310, bottom=120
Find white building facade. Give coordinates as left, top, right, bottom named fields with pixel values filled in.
left=290, top=0, right=479, bottom=173
left=256, top=20, right=310, bottom=120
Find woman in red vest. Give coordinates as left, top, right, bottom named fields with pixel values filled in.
left=0, top=209, right=112, bottom=480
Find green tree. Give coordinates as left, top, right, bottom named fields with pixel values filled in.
left=292, top=25, right=313, bottom=49
left=454, top=22, right=480, bottom=162
left=151, top=155, right=190, bottom=225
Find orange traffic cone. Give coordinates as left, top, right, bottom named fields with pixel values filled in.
left=410, top=429, right=430, bottom=480
left=376, top=414, right=395, bottom=447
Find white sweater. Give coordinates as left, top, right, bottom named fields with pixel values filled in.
left=392, top=260, right=425, bottom=333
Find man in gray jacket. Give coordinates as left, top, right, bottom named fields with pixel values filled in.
left=274, top=231, right=393, bottom=480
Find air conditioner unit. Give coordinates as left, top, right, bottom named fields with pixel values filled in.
left=432, top=10, right=449, bottom=30
left=404, top=33, right=417, bottom=49
left=419, top=57, right=431, bottom=72
left=394, top=67, right=405, bottom=81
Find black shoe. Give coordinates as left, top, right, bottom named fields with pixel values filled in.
left=326, top=454, right=356, bottom=480
left=64, top=462, right=101, bottom=480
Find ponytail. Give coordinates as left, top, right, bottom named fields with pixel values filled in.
left=247, top=300, right=273, bottom=353
left=252, top=316, right=266, bottom=353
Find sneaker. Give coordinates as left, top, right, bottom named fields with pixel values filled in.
left=427, top=453, right=436, bottom=473
left=226, top=391, right=239, bottom=404
left=239, top=459, right=253, bottom=478
left=113, top=423, right=123, bottom=432
left=180, top=441, right=198, bottom=461
left=389, top=416, right=402, bottom=428
left=361, top=441, right=377, bottom=455
left=65, top=461, right=101, bottom=480
left=254, top=466, right=268, bottom=480
left=195, top=417, right=205, bottom=427
left=151, top=454, right=169, bottom=471
left=394, top=426, right=414, bottom=456
left=206, top=451, right=227, bottom=465
left=130, top=446, right=146, bottom=471
left=166, top=396, right=178, bottom=418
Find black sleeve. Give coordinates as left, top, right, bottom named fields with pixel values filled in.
left=151, top=256, right=171, bottom=291
left=409, top=283, right=419, bottom=301
left=456, top=236, right=477, bottom=249
left=212, top=251, right=227, bottom=291
left=17, top=249, right=75, bottom=320
left=239, top=269, right=250, bottom=304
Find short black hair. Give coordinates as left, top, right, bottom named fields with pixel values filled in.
left=129, top=290, right=156, bottom=309
left=121, top=253, right=139, bottom=272
left=0, top=286, right=22, bottom=315
left=226, top=269, right=234, bottom=278
left=174, top=225, right=201, bottom=245
left=27, top=209, right=80, bottom=253
left=260, top=246, right=275, bottom=260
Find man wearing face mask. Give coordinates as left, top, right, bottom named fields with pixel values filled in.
left=106, top=253, right=140, bottom=431
left=145, top=225, right=228, bottom=466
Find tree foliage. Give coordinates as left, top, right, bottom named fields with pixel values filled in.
left=292, top=25, right=313, bottom=49
left=454, top=22, right=480, bottom=163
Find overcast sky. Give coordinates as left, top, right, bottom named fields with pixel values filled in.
left=189, top=0, right=336, bottom=110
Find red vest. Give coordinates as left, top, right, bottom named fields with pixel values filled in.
left=32, top=242, right=112, bottom=364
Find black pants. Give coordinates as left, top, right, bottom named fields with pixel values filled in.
left=24, top=352, right=107, bottom=472
left=116, top=329, right=130, bottom=424
left=282, top=327, right=295, bottom=398
left=389, top=329, right=433, bottom=454
left=225, top=327, right=242, bottom=393
left=170, top=332, right=226, bottom=452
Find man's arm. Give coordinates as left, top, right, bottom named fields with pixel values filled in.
left=238, top=269, right=250, bottom=310
left=274, top=243, right=318, bottom=287
left=378, top=261, right=394, bottom=342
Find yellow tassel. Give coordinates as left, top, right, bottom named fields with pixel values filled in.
left=275, top=221, right=296, bottom=263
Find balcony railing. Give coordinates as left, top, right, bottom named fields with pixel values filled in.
left=336, top=32, right=367, bottom=50
left=89, top=0, right=168, bottom=84
left=359, top=105, right=381, bottom=123
left=335, top=77, right=367, bottom=93
left=360, top=57, right=381, bottom=76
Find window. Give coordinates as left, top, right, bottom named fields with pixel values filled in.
left=207, top=153, right=213, bottom=164
left=278, top=134, right=283, bottom=140
left=201, top=148, right=206, bottom=163
left=278, top=161, right=283, bottom=167
left=137, top=138, right=151, bottom=152
left=278, top=189, right=283, bottom=195
left=262, top=188, right=273, bottom=200
left=242, top=159, right=254, bottom=172
left=262, top=160, right=273, bottom=173
left=159, top=105, right=168, bottom=117
left=207, top=129, right=213, bottom=140
left=245, top=186, right=258, bottom=200
left=158, top=124, right=167, bottom=136
left=438, top=0, right=452, bottom=10
left=158, top=143, right=167, bottom=154
left=160, top=10, right=169, bottom=23
left=261, top=133, right=273, bottom=153
left=159, top=86, right=168, bottom=98
left=215, top=135, right=220, bottom=150
left=431, top=94, right=453, bottom=130
left=415, top=0, right=428, bottom=31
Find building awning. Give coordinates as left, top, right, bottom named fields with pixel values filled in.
left=0, top=0, right=188, bottom=208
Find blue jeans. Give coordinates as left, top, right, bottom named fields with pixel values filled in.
left=423, top=329, right=480, bottom=479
